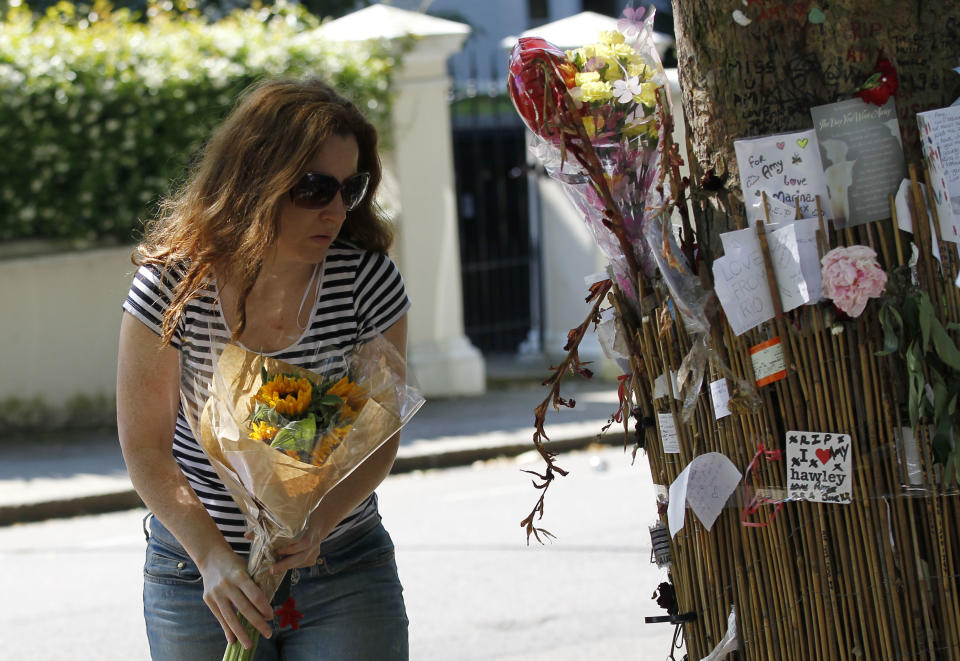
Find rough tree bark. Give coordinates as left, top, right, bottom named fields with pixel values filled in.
left=671, top=0, right=960, bottom=249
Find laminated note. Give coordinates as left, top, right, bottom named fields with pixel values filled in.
left=750, top=337, right=787, bottom=387
left=785, top=431, right=853, bottom=504
left=811, top=97, right=906, bottom=228
left=712, top=230, right=776, bottom=335
left=917, top=106, right=960, bottom=242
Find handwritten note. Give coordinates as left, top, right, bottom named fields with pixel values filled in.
left=785, top=431, right=853, bottom=504
left=811, top=97, right=906, bottom=228
left=658, top=412, right=680, bottom=454
left=712, top=221, right=822, bottom=335
left=709, top=379, right=731, bottom=419
left=917, top=106, right=960, bottom=242
left=734, top=129, right=832, bottom=224
left=668, top=452, right=742, bottom=538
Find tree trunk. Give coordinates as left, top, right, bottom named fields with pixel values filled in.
left=672, top=0, right=960, bottom=233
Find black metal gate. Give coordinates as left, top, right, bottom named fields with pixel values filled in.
left=449, top=57, right=538, bottom=354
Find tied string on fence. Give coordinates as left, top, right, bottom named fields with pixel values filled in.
left=741, top=442, right=785, bottom=528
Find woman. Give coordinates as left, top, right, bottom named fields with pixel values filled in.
left=117, top=78, right=410, bottom=660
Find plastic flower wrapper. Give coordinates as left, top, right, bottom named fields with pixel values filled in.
left=179, top=330, right=424, bottom=659
left=507, top=7, right=668, bottom=307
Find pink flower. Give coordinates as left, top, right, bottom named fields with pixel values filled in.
left=821, top=245, right=887, bottom=318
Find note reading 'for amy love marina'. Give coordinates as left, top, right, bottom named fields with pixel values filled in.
left=734, top=129, right=832, bottom=225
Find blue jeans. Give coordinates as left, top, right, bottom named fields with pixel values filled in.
left=143, top=514, right=408, bottom=661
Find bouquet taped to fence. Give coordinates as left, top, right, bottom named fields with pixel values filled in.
left=507, top=7, right=753, bottom=420
left=181, top=330, right=424, bottom=610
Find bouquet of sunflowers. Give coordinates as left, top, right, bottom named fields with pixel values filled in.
left=247, top=370, right=368, bottom=467
left=182, top=332, right=424, bottom=660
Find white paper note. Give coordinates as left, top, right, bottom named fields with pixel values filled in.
left=668, top=452, right=743, bottom=538
left=658, top=412, right=680, bottom=454
left=653, top=371, right=681, bottom=400
left=712, top=230, right=776, bottom=335
left=667, top=464, right=690, bottom=538
left=895, top=179, right=941, bottom=263
left=734, top=129, right=833, bottom=225
left=709, top=379, right=731, bottom=419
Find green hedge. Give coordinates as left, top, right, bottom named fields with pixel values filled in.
left=0, top=1, right=403, bottom=245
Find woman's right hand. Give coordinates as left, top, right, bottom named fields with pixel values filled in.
left=198, top=546, right=276, bottom=649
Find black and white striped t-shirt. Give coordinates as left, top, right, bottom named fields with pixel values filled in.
left=122, top=240, right=410, bottom=554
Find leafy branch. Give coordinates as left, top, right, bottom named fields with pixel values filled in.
left=878, top=271, right=960, bottom=485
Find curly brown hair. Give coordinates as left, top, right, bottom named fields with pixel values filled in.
left=134, top=77, right=393, bottom=344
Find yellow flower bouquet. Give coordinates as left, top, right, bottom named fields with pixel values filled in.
left=181, top=333, right=424, bottom=660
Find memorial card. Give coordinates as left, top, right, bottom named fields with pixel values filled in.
left=785, top=431, right=853, bottom=504
left=917, top=105, right=960, bottom=242
left=734, top=129, right=832, bottom=225
left=810, top=97, right=906, bottom=228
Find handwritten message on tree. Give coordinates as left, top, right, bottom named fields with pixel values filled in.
left=786, top=431, right=853, bottom=504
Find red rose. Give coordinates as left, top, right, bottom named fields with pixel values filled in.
left=855, top=58, right=898, bottom=106
left=507, top=37, right=577, bottom=139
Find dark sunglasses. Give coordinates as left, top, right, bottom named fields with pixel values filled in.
left=289, top=171, right=371, bottom=211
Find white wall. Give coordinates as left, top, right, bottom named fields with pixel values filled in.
left=0, top=246, right=133, bottom=409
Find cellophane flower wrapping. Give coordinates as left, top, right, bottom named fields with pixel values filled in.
left=180, top=331, right=425, bottom=603
left=507, top=9, right=743, bottom=420
left=507, top=9, right=671, bottom=306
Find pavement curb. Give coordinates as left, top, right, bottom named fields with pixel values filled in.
left=0, top=433, right=624, bottom=527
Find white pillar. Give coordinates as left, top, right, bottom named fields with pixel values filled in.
left=320, top=5, right=485, bottom=397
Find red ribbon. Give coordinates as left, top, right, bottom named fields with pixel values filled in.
left=741, top=443, right=784, bottom=528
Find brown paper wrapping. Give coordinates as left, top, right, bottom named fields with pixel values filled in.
left=197, top=342, right=406, bottom=595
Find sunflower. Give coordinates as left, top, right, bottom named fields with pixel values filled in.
left=326, top=376, right=368, bottom=412
left=250, top=421, right=280, bottom=442
left=254, top=374, right=313, bottom=417
left=310, top=424, right=352, bottom=466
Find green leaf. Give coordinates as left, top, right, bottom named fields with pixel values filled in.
left=918, top=291, right=934, bottom=352
left=932, top=413, right=954, bottom=463
left=906, top=341, right=925, bottom=429
left=270, top=414, right=316, bottom=452
left=876, top=303, right=902, bottom=356
left=317, top=394, right=345, bottom=408
left=930, top=319, right=960, bottom=371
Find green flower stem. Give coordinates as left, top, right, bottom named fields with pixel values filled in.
left=222, top=614, right=261, bottom=661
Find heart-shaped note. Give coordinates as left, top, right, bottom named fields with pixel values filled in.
left=776, top=141, right=785, bottom=150
left=808, top=7, right=826, bottom=24
left=815, top=447, right=832, bottom=464
left=797, top=137, right=809, bottom=148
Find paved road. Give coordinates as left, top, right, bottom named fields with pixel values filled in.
left=0, top=446, right=683, bottom=660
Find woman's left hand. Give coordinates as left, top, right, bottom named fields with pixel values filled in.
left=271, top=518, right=333, bottom=574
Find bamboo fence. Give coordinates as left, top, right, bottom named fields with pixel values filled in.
left=624, top=162, right=960, bottom=659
